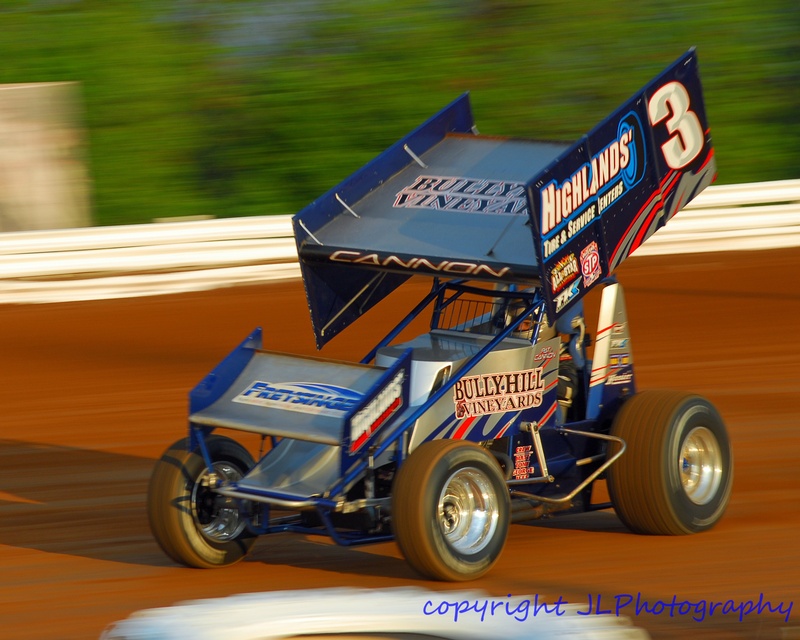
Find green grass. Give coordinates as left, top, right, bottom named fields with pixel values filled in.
left=0, top=0, right=797, bottom=225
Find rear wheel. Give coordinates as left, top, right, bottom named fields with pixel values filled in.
left=148, top=435, right=256, bottom=568
left=607, top=390, right=733, bottom=535
left=392, top=440, right=509, bottom=581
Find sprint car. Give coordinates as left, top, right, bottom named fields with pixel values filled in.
left=148, top=48, right=732, bottom=581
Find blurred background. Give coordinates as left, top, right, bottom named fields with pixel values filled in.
left=0, top=0, right=797, bottom=227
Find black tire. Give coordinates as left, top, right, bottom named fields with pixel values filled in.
left=607, top=390, right=733, bottom=535
left=148, top=435, right=257, bottom=568
left=392, top=440, right=510, bottom=581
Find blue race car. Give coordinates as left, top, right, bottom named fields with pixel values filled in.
left=148, top=49, right=732, bottom=581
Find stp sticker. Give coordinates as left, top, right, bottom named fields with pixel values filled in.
left=581, top=241, right=602, bottom=288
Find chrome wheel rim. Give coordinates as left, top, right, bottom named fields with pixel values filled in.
left=680, top=426, right=723, bottom=505
left=192, top=461, right=247, bottom=542
left=438, top=467, right=499, bottom=555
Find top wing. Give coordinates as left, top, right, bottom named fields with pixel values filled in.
left=294, top=49, right=716, bottom=348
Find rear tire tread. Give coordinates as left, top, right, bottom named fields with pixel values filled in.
left=607, top=390, right=732, bottom=535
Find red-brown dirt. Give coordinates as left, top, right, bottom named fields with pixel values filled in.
left=0, top=248, right=798, bottom=639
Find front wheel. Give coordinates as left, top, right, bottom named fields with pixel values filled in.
left=148, top=435, right=256, bottom=568
left=392, top=440, right=510, bottom=581
left=607, top=390, right=733, bottom=535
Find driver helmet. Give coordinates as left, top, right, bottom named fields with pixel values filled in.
left=506, top=300, right=535, bottom=339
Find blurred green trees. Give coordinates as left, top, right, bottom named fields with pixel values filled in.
left=0, top=0, right=797, bottom=225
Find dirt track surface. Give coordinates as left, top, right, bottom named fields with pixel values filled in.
left=1, top=248, right=798, bottom=639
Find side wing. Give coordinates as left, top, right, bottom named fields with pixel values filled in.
left=529, top=48, right=716, bottom=320
left=293, top=49, right=716, bottom=346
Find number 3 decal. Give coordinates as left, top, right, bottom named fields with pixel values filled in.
left=648, top=81, right=704, bottom=169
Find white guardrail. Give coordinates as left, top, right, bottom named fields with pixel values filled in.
left=1, top=179, right=799, bottom=304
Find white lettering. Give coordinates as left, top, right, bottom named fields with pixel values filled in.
left=328, top=250, right=511, bottom=278
left=540, top=128, right=633, bottom=235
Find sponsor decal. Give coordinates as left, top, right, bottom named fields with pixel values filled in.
left=395, top=175, right=528, bottom=216
left=349, top=370, right=405, bottom=453
left=550, top=253, right=579, bottom=294
left=535, top=345, right=557, bottom=364
left=539, top=113, right=646, bottom=260
left=610, top=353, right=630, bottom=366
left=512, top=445, right=533, bottom=480
left=607, top=353, right=633, bottom=386
left=542, top=203, right=597, bottom=259
left=454, top=368, right=545, bottom=419
left=597, top=180, right=626, bottom=214
left=329, top=249, right=510, bottom=278
left=540, top=128, right=634, bottom=236
left=580, top=241, right=602, bottom=288
left=554, top=277, right=581, bottom=313
left=607, top=370, right=633, bottom=386
left=234, top=381, right=361, bottom=417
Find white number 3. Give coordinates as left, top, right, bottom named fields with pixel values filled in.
left=648, top=81, right=704, bottom=170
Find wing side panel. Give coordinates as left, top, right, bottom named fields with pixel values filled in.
left=529, top=49, right=717, bottom=320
